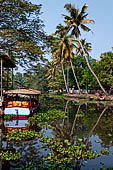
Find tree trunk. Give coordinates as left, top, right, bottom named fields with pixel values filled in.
left=61, top=63, right=69, bottom=93
left=70, top=58, right=81, bottom=94
left=78, top=38, right=108, bottom=95
left=67, top=66, right=69, bottom=92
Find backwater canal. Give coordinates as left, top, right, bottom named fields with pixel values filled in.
left=0, top=97, right=113, bottom=170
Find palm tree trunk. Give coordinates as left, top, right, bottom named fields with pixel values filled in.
left=70, top=58, right=81, bottom=94
left=78, top=38, right=108, bottom=95
left=61, top=63, right=69, bottom=93
left=67, top=66, right=69, bottom=92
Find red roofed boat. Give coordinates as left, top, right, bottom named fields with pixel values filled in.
left=3, top=88, right=40, bottom=118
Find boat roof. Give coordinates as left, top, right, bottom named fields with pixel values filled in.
left=4, top=88, right=41, bottom=95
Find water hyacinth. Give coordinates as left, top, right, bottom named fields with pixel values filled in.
left=0, top=150, right=20, bottom=161
left=4, top=129, right=41, bottom=143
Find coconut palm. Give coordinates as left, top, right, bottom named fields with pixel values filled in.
left=49, top=33, right=69, bottom=92
left=61, top=4, right=107, bottom=95
left=75, top=39, right=92, bottom=56
left=49, top=26, right=81, bottom=93
left=62, top=34, right=81, bottom=93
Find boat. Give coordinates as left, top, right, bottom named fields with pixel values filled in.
left=3, top=88, right=41, bottom=118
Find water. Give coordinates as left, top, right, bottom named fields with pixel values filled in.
left=0, top=98, right=113, bottom=170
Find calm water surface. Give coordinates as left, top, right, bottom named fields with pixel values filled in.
left=0, top=98, right=113, bottom=170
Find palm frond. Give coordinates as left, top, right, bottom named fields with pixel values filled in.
left=80, top=24, right=91, bottom=32
left=80, top=4, right=88, bottom=16
left=81, top=19, right=95, bottom=24
left=62, top=14, right=71, bottom=21
left=64, top=3, right=72, bottom=13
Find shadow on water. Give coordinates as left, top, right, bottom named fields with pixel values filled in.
left=0, top=98, right=113, bottom=169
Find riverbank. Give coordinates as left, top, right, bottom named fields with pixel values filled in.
left=49, top=92, right=113, bottom=105
left=64, top=93, right=113, bottom=101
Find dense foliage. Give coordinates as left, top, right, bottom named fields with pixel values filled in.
left=0, top=0, right=46, bottom=67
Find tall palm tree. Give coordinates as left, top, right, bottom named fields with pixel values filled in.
left=61, top=4, right=107, bottom=95
left=63, top=35, right=81, bottom=93
left=49, top=33, right=69, bottom=93
left=49, top=27, right=81, bottom=93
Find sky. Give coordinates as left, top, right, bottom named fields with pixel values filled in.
left=31, top=0, right=113, bottom=60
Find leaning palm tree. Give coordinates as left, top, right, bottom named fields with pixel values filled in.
left=61, top=4, right=107, bottom=95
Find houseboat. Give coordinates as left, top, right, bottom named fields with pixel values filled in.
left=3, top=88, right=40, bottom=118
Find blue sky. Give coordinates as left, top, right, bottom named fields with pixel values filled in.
left=31, top=0, right=113, bottom=60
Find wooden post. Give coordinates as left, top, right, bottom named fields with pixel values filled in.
left=7, top=67, right=9, bottom=89
left=1, top=59, right=2, bottom=97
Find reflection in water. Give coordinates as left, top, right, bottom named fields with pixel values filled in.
left=85, top=106, right=108, bottom=147
left=4, top=119, right=29, bottom=133
left=70, top=105, right=81, bottom=137
left=0, top=100, right=113, bottom=169
left=53, top=100, right=113, bottom=169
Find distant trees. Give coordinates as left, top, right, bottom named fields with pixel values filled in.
left=98, top=52, right=113, bottom=90
left=13, top=49, right=113, bottom=93
left=14, top=63, right=49, bottom=92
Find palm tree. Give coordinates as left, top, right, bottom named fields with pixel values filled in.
left=49, top=26, right=81, bottom=93
left=49, top=33, right=69, bottom=93
left=61, top=4, right=107, bottom=95
left=75, top=39, right=92, bottom=56
left=63, top=35, right=81, bottom=93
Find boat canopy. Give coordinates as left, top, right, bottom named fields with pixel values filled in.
left=4, top=88, right=41, bottom=95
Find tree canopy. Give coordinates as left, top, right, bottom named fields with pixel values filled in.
left=0, top=0, right=46, bottom=67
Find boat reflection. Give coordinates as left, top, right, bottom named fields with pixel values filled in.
left=4, top=118, right=30, bottom=134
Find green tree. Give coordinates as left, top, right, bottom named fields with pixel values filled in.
left=22, top=63, right=49, bottom=92
left=14, top=72, right=24, bottom=88
left=98, top=52, right=113, bottom=90
left=0, top=0, right=46, bottom=67
left=62, top=3, right=107, bottom=95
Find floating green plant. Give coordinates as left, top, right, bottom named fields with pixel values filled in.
left=14, top=160, right=73, bottom=170
left=28, top=109, right=67, bottom=127
left=40, top=136, right=109, bottom=164
left=4, top=129, right=42, bottom=143
left=0, top=150, right=20, bottom=161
